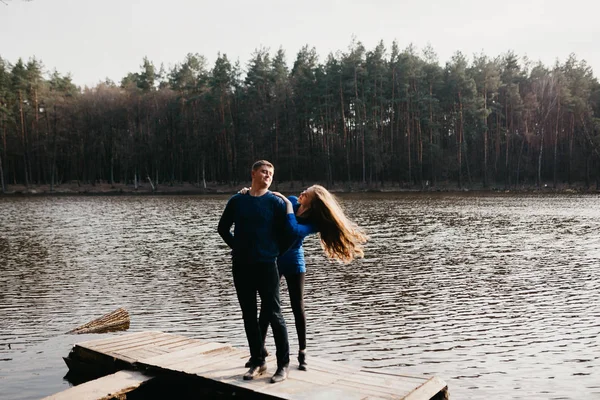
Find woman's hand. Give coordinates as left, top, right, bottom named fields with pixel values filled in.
left=238, top=187, right=250, bottom=194
left=272, top=191, right=294, bottom=214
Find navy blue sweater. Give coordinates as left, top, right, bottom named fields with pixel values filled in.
left=218, top=191, right=288, bottom=263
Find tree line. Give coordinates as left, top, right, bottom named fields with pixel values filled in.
left=1, top=40, right=600, bottom=193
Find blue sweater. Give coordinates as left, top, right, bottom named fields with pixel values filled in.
left=278, top=196, right=319, bottom=275
left=218, top=191, right=288, bottom=263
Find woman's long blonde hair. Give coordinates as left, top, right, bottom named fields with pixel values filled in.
left=301, top=185, right=367, bottom=263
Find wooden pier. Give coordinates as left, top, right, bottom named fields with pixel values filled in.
left=46, top=331, right=448, bottom=400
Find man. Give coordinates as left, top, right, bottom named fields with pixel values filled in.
left=217, top=160, right=290, bottom=383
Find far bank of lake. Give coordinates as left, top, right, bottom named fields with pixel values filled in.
left=1, top=180, right=599, bottom=196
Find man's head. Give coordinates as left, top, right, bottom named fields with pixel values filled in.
left=251, top=160, right=274, bottom=189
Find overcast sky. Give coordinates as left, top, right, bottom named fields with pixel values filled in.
left=1, top=0, right=597, bottom=87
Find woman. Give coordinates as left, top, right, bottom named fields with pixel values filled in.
left=242, top=185, right=367, bottom=371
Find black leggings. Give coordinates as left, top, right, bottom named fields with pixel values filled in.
left=259, top=272, right=306, bottom=351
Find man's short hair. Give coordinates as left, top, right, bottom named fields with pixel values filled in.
left=252, top=160, right=274, bottom=171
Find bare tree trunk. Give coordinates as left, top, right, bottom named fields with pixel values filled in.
left=429, top=83, right=435, bottom=186
left=553, top=94, right=560, bottom=188
left=516, top=135, right=525, bottom=186
left=323, top=96, right=333, bottom=187
left=505, top=103, right=511, bottom=188
left=340, top=78, right=351, bottom=183
left=110, top=155, right=115, bottom=187
left=0, top=153, right=5, bottom=193
left=202, top=156, right=207, bottom=189
left=457, top=91, right=463, bottom=189
left=275, top=114, right=279, bottom=167
left=516, top=119, right=528, bottom=186
left=483, top=89, right=488, bottom=188
left=18, top=90, right=29, bottom=187
left=34, top=88, right=40, bottom=185
left=1, top=118, right=7, bottom=193
left=50, top=106, right=58, bottom=193
left=196, top=160, right=200, bottom=188
left=390, top=68, right=395, bottom=154
left=362, top=111, right=366, bottom=184
left=568, top=112, right=574, bottom=185
left=417, top=115, right=423, bottom=188
left=147, top=175, right=155, bottom=192
left=406, top=89, right=412, bottom=185
left=538, top=127, right=544, bottom=187
left=585, top=155, right=590, bottom=188
left=495, top=111, right=500, bottom=181
left=227, top=100, right=237, bottom=183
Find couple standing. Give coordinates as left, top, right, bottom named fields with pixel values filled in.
left=218, top=160, right=366, bottom=383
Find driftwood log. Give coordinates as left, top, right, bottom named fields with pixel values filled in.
left=67, top=307, right=130, bottom=334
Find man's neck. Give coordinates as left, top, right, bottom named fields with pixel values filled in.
left=249, top=185, right=269, bottom=197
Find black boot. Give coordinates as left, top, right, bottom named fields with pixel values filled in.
left=270, top=365, right=289, bottom=383
left=243, top=362, right=267, bottom=380
left=298, top=350, right=307, bottom=371
left=245, top=348, right=269, bottom=368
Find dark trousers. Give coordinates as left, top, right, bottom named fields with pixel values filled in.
left=233, top=261, right=290, bottom=368
left=259, top=272, right=306, bottom=352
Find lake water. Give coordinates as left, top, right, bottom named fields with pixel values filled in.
left=1, top=193, right=599, bottom=399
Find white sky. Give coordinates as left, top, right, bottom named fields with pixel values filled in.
left=1, top=0, right=598, bottom=87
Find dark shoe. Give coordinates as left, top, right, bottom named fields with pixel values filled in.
left=244, top=349, right=269, bottom=368
left=270, top=365, right=289, bottom=383
left=243, top=363, right=267, bottom=380
left=298, top=350, right=307, bottom=371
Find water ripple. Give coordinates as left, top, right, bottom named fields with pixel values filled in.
left=1, top=193, right=600, bottom=399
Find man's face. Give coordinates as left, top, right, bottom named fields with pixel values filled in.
left=251, top=166, right=274, bottom=189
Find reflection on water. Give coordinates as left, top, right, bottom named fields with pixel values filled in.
left=1, top=193, right=599, bottom=399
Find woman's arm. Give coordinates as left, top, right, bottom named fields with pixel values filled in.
left=272, top=192, right=318, bottom=238
left=271, top=191, right=294, bottom=215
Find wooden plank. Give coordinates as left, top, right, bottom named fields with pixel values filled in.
left=155, top=337, right=201, bottom=350
left=76, top=331, right=162, bottom=348
left=87, top=332, right=185, bottom=351
left=403, top=376, right=448, bottom=400
left=362, top=369, right=430, bottom=384
left=330, top=370, right=421, bottom=394
left=87, top=333, right=189, bottom=353
left=134, top=340, right=216, bottom=365
left=274, top=368, right=339, bottom=387
left=41, top=370, right=152, bottom=400
left=114, top=347, right=171, bottom=362
left=162, top=347, right=240, bottom=373
left=178, top=348, right=248, bottom=374
left=308, top=358, right=423, bottom=393
left=258, top=378, right=367, bottom=400
left=305, top=357, right=363, bottom=375
left=218, top=370, right=275, bottom=392
left=329, top=379, right=399, bottom=399
left=137, top=342, right=232, bottom=368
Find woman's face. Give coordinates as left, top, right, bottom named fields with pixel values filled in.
left=298, top=188, right=315, bottom=208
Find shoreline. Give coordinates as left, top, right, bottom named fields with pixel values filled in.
left=1, top=181, right=598, bottom=196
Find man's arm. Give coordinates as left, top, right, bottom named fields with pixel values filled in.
left=218, top=197, right=236, bottom=248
